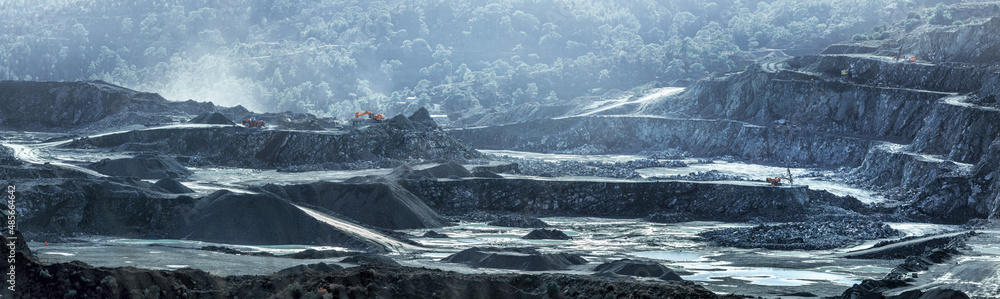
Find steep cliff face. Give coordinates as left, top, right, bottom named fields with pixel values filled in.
left=903, top=16, right=1000, bottom=64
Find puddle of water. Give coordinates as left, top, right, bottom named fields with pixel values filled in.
left=631, top=251, right=709, bottom=261
left=423, top=252, right=452, bottom=259
left=973, top=244, right=1000, bottom=255
left=41, top=252, right=75, bottom=256
left=757, top=251, right=813, bottom=258
left=684, top=267, right=859, bottom=286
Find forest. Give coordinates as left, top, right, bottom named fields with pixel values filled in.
left=0, top=0, right=969, bottom=118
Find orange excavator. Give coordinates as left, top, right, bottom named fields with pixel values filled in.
left=242, top=118, right=265, bottom=128
left=766, top=167, right=794, bottom=187
left=355, top=111, right=385, bottom=120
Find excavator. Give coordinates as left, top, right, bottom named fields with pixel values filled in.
left=242, top=117, right=265, bottom=128
left=766, top=167, right=794, bottom=187
left=351, top=111, right=385, bottom=126
left=355, top=111, right=385, bottom=120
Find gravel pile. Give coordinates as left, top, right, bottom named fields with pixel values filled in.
left=698, top=220, right=900, bottom=250
left=648, top=170, right=747, bottom=181
left=491, top=155, right=688, bottom=179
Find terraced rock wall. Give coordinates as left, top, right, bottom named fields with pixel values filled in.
left=402, top=178, right=865, bottom=222
left=65, top=124, right=483, bottom=169
left=452, top=116, right=873, bottom=167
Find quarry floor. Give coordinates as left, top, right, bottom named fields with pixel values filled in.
left=6, top=129, right=1000, bottom=298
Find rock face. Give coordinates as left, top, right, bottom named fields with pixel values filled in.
left=0, top=80, right=219, bottom=132
left=88, top=155, right=192, bottom=179
left=17, top=177, right=194, bottom=239
left=189, top=112, right=235, bottom=125
left=451, top=116, right=873, bottom=166
left=594, top=259, right=683, bottom=281
left=261, top=180, right=447, bottom=230
left=405, top=178, right=866, bottom=222
left=178, top=190, right=383, bottom=250
left=522, top=229, right=571, bottom=240
left=441, top=247, right=588, bottom=271
left=65, top=114, right=484, bottom=170
left=452, top=16, right=1000, bottom=223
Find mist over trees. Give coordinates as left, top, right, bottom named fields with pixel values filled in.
left=0, top=0, right=952, bottom=118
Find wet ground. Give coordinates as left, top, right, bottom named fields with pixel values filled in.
left=33, top=218, right=967, bottom=298
left=6, top=130, right=997, bottom=298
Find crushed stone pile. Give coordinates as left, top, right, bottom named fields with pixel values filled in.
left=442, top=247, right=587, bottom=271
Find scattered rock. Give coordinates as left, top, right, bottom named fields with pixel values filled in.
left=521, top=229, right=571, bottom=240
left=199, top=245, right=276, bottom=257
left=153, top=178, right=193, bottom=194
left=88, top=155, right=192, bottom=179
left=11, top=228, right=718, bottom=299
left=275, top=262, right=344, bottom=275
left=188, top=112, right=234, bottom=125
left=593, top=259, right=683, bottom=281
left=698, top=220, right=900, bottom=250
left=487, top=214, right=550, bottom=228
left=422, top=231, right=450, bottom=238
left=285, top=249, right=356, bottom=259
left=441, top=247, right=587, bottom=271
left=644, top=212, right=694, bottom=223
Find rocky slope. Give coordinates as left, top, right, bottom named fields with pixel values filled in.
left=13, top=177, right=388, bottom=250
left=0, top=80, right=221, bottom=132
left=451, top=13, right=1000, bottom=224
left=259, top=179, right=448, bottom=230
left=64, top=108, right=483, bottom=170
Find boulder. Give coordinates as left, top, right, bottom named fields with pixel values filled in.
left=521, top=229, right=571, bottom=240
